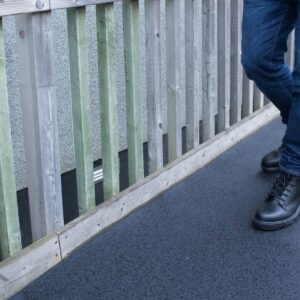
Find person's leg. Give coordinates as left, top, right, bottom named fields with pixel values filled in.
left=280, top=1, right=300, bottom=175
left=242, top=1, right=300, bottom=231
left=241, top=0, right=297, bottom=125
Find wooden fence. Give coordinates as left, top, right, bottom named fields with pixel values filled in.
left=0, top=0, right=290, bottom=298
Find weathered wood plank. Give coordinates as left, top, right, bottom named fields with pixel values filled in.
left=0, top=234, right=60, bottom=300
left=230, top=0, right=243, bottom=125
left=51, top=0, right=121, bottom=10
left=217, top=0, right=230, bottom=132
left=56, top=103, right=279, bottom=259
left=242, top=71, right=254, bottom=118
left=144, top=0, right=163, bottom=173
left=96, top=3, right=120, bottom=200
left=166, top=0, right=183, bottom=161
left=15, top=12, right=64, bottom=241
left=0, top=18, right=21, bottom=260
left=67, top=7, right=95, bottom=214
left=0, top=0, right=123, bottom=17
left=253, top=83, right=264, bottom=111
left=202, top=0, right=217, bottom=141
left=0, top=0, right=50, bottom=17
left=122, top=0, right=144, bottom=185
left=185, top=0, right=201, bottom=151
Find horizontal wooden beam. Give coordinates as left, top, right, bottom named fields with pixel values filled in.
left=0, top=0, right=121, bottom=17
left=0, top=0, right=50, bottom=17
left=51, top=0, right=120, bottom=10
left=0, top=234, right=61, bottom=300
left=0, top=104, right=279, bottom=298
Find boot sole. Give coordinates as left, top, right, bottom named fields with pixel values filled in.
left=253, top=204, right=300, bottom=231
left=261, top=164, right=280, bottom=174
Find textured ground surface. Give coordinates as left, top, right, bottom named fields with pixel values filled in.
left=13, top=118, right=300, bottom=300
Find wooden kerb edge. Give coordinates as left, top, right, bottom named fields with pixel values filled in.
left=0, top=234, right=61, bottom=300
left=0, top=103, right=279, bottom=299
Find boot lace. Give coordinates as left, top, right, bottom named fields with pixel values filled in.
left=268, top=172, right=296, bottom=204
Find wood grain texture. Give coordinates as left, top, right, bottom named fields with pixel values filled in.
left=15, top=12, right=64, bottom=241
left=96, top=3, right=120, bottom=200
left=0, top=234, right=60, bottom=299
left=51, top=0, right=120, bottom=9
left=144, top=0, right=163, bottom=173
left=67, top=7, right=95, bottom=214
left=0, top=0, right=122, bottom=16
left=253, top=83, right=264, bottom=111
left=56, top=103, right=279, bottom=259
left=242, top=70, right=254, bottom=118
left=185, top=0, right=201, bottom=151
left=0, top=18, right=21, bottom=260
left=166, top=0, right=183, bottom=162
left=217, top=0, right=230, bottom=132
left=122, top=0, right=144, bottom=185
left=230, top=0, right=243, bottom=125
left=0, top=0, right=50, bottom=17
left=202, top=0, right=218, bottom=141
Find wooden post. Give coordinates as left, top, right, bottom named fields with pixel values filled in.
left=96, top=3, right=120, bottom=200
left=253, top=83, right=264, bottom=111
left=242, top=71, right=254, bottom=118
left=67, top=7, right=95, bottom=214
left=144, top=0, right=163, bottom=173
left=185, top=0, right=201, bottom=151
left=0, top=18, right=21, bottom=259
left=123, top=0, right=144, bottom=185
left=202, top=0, right=217, bottom=141
left=166, top=0, right=183, bottom=161
left=15, top=12, right=64, bottom=241
left=217, top=0, right=230, bottom=132
left=230, top=0, right=243, bottom=125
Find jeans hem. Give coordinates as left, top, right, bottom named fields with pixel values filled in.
left=279, top=164, right=300, bottom=177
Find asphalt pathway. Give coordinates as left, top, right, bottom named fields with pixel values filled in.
left=13, top=117, right=300, bottom=300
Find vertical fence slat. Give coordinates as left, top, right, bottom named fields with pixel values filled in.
left=67, top=7, right=95, bottom=214
left=242, top=71, right=254, bottom=118
left=202, top=0, right=217, bottom=141
left=217, top=0, right=230, bottom=132
left=286, top=30, right=295, bottom=69
left=123, top=0, right=144, bottom=185
left=96, top=3, right=120, bottom=200
left=0, top=18, right=21, bottom=259
left=253, top=83, right=264, bottom=111
left=15, top=12, right=64, bottom=241
left=185, top=0, right=201, bottom=151
left=145, top=0, right=163, bottom=173
left=166, top=0, right=183, bottom=161
left=230, top=0, right=243, bottom=125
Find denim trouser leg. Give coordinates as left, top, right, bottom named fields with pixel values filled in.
left=281, top=6, right=300, bottom=176
left=241, top=0, right=300, bottom=175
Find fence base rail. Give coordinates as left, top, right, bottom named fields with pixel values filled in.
left=0, top=103, right=279, bottom=300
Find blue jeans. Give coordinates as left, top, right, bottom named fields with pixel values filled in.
left=241, top=0, right=300, bottom=176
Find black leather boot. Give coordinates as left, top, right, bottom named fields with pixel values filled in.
left=261, top=145, right=284, bottom=173
left=253, top=171, right=300, bottom=231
